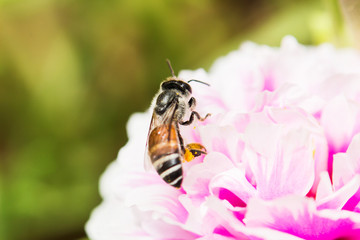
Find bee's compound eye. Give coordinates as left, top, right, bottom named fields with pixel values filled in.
left=161, top=80, right=192, bottom=94
left=179, top=82, right=192, bottom=94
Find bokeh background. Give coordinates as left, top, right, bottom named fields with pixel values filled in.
left=0, top=0, right=355, bottom=239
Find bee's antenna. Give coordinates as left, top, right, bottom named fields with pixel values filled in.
left=166, top=59, right=176, bottom=77
left=188, top=79, right=210, bottom=87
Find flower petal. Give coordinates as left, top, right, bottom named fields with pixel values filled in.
left=183, top=152, right=234, bottom=197
left=333, top=133, right=360, bottom=189
left=245, top=196, right=360, bottom=239
left=243, top=107, right=327, bottom=199
left=317, top=174, right=360, bottom=210
left=85, top=200, right=150, bottom=240
left=321, top=95, right=360, bottom=153
left=209, top=168, right=257, bottom=207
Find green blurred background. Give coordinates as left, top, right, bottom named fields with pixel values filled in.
left=0, top=0, right=353, bottom=239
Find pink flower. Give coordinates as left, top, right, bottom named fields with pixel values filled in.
left=86, top=36, right=360, bottom=239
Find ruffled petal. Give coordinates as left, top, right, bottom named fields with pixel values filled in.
left=243, top=107, right=327, bottom=199
left=245, top=196, right=360, bottom=239
left=209, top=167, right=257, bottom=207
left=321, top=96, right=360, bottom=154
left=333, top=134, right=360, bottom=189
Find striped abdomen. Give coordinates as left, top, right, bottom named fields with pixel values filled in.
left=148, top=123, right=183, bottom=188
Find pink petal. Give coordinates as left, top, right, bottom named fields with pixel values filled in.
left=253, top=83, right=325, bottom=116
left=243, top=107, right=327, bottom=199
left=204, top=196, right=249, bottom=239
left=245, top=196, right=360, bottom=239
left=317, top=174, right=360, bottom=210
left=321, top=95, right=360, bottom=153
left=139, top=211, right=200, bottom=240
left=202, top=197, right=303, bottom=240
left=315, top=171, right=334, bottom=201
left=124, top=184, right=187, bottom=224
left=178, top=195, right=246, bottom=238
left=209, top=168, right=257, bottom=207
left=85, top=200, right=151, bottom=240
left=208, top=45, right=275, bottom=112
left=198, top=123, right=244, bottom=165
left=178, top=195, right=215, bottom=236
left=314, top=74, right=360, bottom=104
left=119, top=181, right=202, bottom=239
left=243, top=228, right=304, bottom=240
left=333, top=134, right=360, bottom=189
left=195, top=235, right=236, bottom=240
left=183, top=152, right=235, bottom=197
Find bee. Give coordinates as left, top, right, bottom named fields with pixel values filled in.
left=145, top=60, right=210, bottom=188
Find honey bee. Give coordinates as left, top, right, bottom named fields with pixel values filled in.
left=145, top=60, right=210, bottom=188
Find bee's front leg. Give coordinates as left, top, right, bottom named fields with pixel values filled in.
left=179, top=111, right=211, bottom=126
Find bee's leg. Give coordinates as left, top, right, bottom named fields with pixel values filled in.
left=184, top=143, right=207, bottom=162
left=179, top=111, right=211, bottom=126
left=175, top=123, right=186, bottom=154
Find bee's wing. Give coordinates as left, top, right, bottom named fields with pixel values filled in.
left=144, top=102, right=178, bottom=171
left=144, top=112, right=157, bottom=171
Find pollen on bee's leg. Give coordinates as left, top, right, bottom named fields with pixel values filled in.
left=184, top=149, right=195, bottom=162
left=183, top=143, right=207, bottom=163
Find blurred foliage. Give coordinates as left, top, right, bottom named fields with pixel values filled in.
left=0, top=0, right=352, bottom=239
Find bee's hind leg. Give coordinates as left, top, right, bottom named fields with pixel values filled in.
left=184, top=143, right=207, bottom=162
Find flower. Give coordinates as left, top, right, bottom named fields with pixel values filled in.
left=86, top=36, right=360, bottom=240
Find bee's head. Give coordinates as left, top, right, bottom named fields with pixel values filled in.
left=161, top=78, right=192, bottom=95
left=162, top=59, right=192, bottom=95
